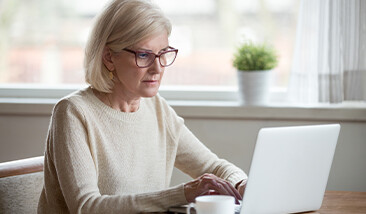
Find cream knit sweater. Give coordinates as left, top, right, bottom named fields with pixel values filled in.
left=37, top=87, right=247, bottom=214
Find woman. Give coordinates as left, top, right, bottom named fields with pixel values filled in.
left=38, top=0, right=247, bottom=213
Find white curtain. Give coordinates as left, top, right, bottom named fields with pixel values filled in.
left=288, top=0, right=366, bottom=104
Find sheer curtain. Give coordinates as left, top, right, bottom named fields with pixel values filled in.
left=288, top=0, right=366, bottom=104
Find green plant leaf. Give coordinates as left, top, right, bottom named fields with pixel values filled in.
left=233, top=41, right=278, bottom=71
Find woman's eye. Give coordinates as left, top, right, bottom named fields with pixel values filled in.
left=137, top=53, right=149, bottom=59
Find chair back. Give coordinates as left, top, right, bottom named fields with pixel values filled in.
left=0, top=156, right=44, bottom=214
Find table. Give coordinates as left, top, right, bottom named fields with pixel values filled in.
left=308, top=191, right=366, bottom=214
left=143, top=191, right=366, bottom=214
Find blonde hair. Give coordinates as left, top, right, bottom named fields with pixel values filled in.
left=84, top=0, right=172, bottom=93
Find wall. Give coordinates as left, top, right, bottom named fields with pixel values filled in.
left=0, top=101, right=366, bottom=192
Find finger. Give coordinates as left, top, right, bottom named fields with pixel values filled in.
left=208, top=190, right=220, bottom=195
left=199, top=174, right=242, bottom=201
left=238, top=185, right=243, bottom=196
left=203, top=179, right=240, bottom=203
left=239, top=182, right=247, bottom=196
left=200, top=189, right=211, bottom=196
left=216, top=179, right=242, bottom=202
left=225, top=180, right=243, bottom=200
left=212, top=177, right=242, bottom=200
left=200, top=173, right=214, bottom=179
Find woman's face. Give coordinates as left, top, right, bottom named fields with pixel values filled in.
left=108, top=32, right=169, bottom=99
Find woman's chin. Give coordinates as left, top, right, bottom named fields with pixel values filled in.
left=141, top=88, right=159, bottom=98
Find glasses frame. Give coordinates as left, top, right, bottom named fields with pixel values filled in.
left=122, top=46, right=178, bottom=68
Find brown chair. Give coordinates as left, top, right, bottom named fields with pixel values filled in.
left=0, top=156, right=44, bottom=214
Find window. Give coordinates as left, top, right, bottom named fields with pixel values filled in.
left=0, top=0, right=299, bottom=97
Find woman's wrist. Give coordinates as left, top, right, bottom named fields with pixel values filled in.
left=235, top=179, right=248, bottom=196
left=235, top=179, right=244, bottom=189
left=183, top=181, right=196, bottom=203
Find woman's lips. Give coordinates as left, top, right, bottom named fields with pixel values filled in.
left=142, top=80, right=159, bottom=85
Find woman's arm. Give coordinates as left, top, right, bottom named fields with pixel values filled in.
left=160, top=97, right=247, bottom=202
left=174, top=124, right=247, bottom=187
left=173, top=125, right=247, bottom=203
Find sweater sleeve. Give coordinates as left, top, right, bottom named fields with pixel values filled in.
left=41, top=99, right=187, bottom=214
left=175, top=125, right=247, bottom=187
left=161, top=99, right=248, bottom=187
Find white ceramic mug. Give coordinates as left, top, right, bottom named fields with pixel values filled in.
left=186, top=195, right=235, bottom=214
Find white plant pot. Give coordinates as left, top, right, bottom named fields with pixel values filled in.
left=237, top=70, right=272, bottom=105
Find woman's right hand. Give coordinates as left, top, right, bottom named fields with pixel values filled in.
left=183, top=173, right=242, bottom=204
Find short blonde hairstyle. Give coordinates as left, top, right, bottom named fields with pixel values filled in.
left=84, top=0, right=172, bottom=93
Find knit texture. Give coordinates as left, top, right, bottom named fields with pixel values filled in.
left=38, top=87, right=247, bottom=213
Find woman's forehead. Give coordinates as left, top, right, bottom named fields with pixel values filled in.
left=133, top=32, right=169, bottom=51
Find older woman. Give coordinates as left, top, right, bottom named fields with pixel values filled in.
left=38, top=0, right=247, bottom=213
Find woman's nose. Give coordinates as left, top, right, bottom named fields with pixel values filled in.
left=148, top=57, right=163, bottom=74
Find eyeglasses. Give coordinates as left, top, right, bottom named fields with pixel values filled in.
left=123, top=46, right=178, bottom=68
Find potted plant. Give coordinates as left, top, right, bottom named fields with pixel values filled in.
left=233, top=41, right=278, bottom=105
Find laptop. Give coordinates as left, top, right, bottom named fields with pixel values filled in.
left=169, top=124, right=340, bottom=214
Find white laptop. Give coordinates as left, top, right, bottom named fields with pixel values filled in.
left=169, top=124, right=340, bottom=214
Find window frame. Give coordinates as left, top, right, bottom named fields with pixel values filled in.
left=0, top=84, right=287, bottom=103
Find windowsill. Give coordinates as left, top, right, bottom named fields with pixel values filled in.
left=1, top=83, right=365, bottom=121
left=1, top=98, right=365, bottom=122
left=169, top=100, right=366, bottom=122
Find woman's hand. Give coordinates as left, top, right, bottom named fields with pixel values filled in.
left=184, top=173, right=242, bottom=204
left=235, top=179, right=247, bottom=197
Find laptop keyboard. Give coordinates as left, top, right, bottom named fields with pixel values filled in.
left=235, top=204, right=242, bottom=214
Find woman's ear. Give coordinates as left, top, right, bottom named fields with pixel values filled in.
left=102, top=46, right=115, bottom=71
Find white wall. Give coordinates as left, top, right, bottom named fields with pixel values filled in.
left=170, top=118, right=366, bottom=192
left=1, top=102, right=366, bottom=192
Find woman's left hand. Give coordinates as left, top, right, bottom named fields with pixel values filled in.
left=184, top=173, right=243, bottom=204
left=235, top=179, right=247, bottom=197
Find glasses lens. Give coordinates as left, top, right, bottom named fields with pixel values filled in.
left=136, top=52, right=155, bottom=67
left=160, top=51, right=177, bottom=67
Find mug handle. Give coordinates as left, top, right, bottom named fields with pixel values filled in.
left=186, top=202, right=195, bottom=214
